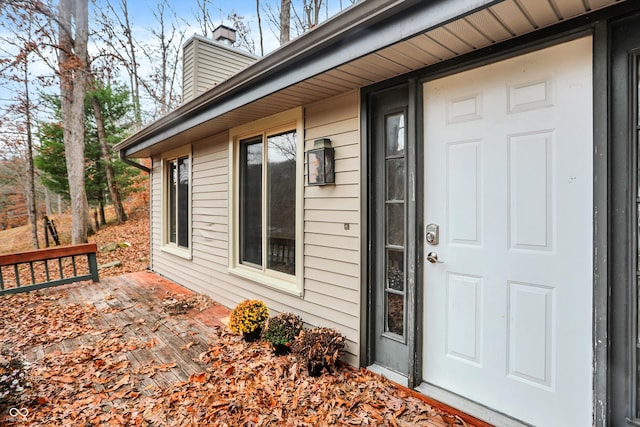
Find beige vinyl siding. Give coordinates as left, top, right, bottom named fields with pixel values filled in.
left=303, top=89, right=361, bottom=362
left=182, top=42, right=195, bottom=103
left=149, top=89, right=361, bottom=365
left=182, top=37, right=257, bottom=102
left=194, top=46, right=254, bottom=94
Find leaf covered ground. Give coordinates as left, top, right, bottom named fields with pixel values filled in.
left=0, top=276, right=475, bottom=427
left=0, top=200, right=481, bottom=426
left=0, top=200, right=151, bottom=281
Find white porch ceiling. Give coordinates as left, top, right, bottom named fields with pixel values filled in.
left=285, top=0, right=622, bottom=105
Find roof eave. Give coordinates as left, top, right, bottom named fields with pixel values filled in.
left=117, top=0, right=498, bottom=157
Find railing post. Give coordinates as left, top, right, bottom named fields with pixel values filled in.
left=88, top=252, right=99, bottom=282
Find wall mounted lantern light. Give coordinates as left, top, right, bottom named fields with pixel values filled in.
left=307, top=138, right=335, bottom=186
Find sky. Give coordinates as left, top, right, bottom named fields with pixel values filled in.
left=0, top=0, right=279, bottom=132
left=122, top=0, right=281, bottom=53
left=109, top=0, right=348, bottom=57
left=0, top=0, right=353, bottom=143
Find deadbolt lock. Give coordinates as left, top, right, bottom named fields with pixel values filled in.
left=426, top=224, right=439, bottom=245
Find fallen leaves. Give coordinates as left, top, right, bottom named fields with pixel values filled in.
left=0, top=278, right=474, bottom=427
left=161, top=292, right=214, bottom=315
left=0, top=205, right=151, bottom=288
left=0, top=292, right=97, bottom=348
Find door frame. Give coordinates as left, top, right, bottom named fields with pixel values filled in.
left=360, top=4, right=640, bottom=424
left=362, top=78, right=423, bottom=387
left=608, top=12, right=640, bottom=426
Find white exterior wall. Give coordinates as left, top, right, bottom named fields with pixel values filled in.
left=150, top=89, right=361, bottom=364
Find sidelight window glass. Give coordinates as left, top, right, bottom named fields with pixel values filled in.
left=384, top=112, right=406, bottom=338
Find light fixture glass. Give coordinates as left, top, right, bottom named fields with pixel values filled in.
left=307, top=138, right=335, bottom=186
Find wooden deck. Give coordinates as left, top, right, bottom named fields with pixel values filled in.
left=23, top=271, right=231, bottom=389
left=5, top=271, right=490, bottom=426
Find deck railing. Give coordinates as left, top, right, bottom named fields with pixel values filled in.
left=0, top=243, right=99, bottom=295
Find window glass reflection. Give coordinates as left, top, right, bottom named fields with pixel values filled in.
left=267, top=131, right=297, bottom=275
left=386, top=113, right=405, bottom=156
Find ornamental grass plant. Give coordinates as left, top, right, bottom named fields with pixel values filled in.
left=292, top=326, right=346, bottom=376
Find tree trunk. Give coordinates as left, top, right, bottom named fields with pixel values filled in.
left=120, top=0, right=142, bottom=128
left=93, top=208, right=99, bottom=231
left=44, top=188, right=52, bottom=217
left=279, top=0, right=291, bottom=45
left=59, top=0, right=93, bottom=244
left=256, top=0, right=264, bottom=56
left=91, top=93, right=127, bottom=224
left=24, top=60, right=39, bottom=249
left=99, top=197, right=106, bottom=226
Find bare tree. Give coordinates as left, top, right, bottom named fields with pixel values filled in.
left=291, top=0, right=323, bottom=34
left=0, top=5, right=43, bottom=248
left=263, top=0, right=359, bottom=48
left=95, top=0, right=143, bottom=127
left=256, top=0, right=264, bottom=56
left=279, top=0, right=291, bottom=44
left=140, top=0, right=185, bottom=117
left=227, top=13, right=256, bottom=55
left=0, top=127, right=37, bottom=237
left=58, top=0, right=93, bottom=243
left=194, top=0, right=217, bottom=37
left=21, top=48, right=39, bottom=248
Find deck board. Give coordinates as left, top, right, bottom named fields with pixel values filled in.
left=8, top=271, right=489, bottom=427
left=23, top=271, right=229, bottom=396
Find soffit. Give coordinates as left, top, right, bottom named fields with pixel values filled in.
left=302, top=0, right=622, bottom=98
left=126, top=0, right=622, bottom=158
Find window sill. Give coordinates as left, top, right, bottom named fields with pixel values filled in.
left=228, top=265, right=303, bottom=297
left=161, top=244, right=192, bottom=260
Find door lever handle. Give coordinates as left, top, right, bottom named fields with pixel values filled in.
left=427, top=252, right=443, bottom=264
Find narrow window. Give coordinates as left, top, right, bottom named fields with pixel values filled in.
left=240, top=137, right=263, bottom=266
left=167, top=154, right=190, bottom=249
left=267, top=131, right=297, bottom=275
left=385, top=112, right=406, bottom=338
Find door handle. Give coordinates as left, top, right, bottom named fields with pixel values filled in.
left=427, top=252, right=443, bottom=264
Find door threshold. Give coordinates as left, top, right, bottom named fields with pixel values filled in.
left=366, top=364, right=408, bottom=387
left=415, top=382, right=532, bottom=427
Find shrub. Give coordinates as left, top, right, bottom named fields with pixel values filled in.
left=292, top=327, right=346, bottom=376
left=262, top=312, right=303, bottom=347
left=228, top=299, right=269, bottom=334
left=0, top=346, right=30, bottom=406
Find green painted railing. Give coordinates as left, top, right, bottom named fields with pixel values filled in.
left=0, top=243, right=99, bottom=295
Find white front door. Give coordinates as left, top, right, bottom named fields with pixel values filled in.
left=423, top=37, right=593, bottom=426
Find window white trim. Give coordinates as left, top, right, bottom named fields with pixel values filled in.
left=228, top=107, right=304, bottom=296
left=161, top=145, right=192, bottom=259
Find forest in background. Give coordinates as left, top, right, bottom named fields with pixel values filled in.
left=0, top=0, right=358, bottom=246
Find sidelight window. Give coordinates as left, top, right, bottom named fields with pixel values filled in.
left=384, top=112, right=406, bottom=338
